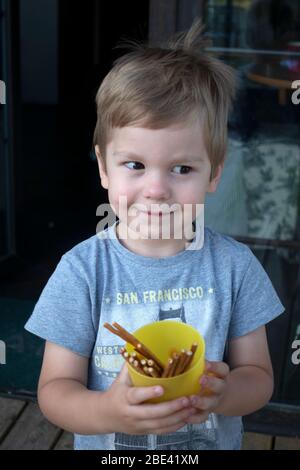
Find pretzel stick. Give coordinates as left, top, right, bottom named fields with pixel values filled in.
left=106, top=323, right=199, bottom=378
left=107, top=322, right=164, bottom=370
left=147, top=359, right=162, bottom=375
left=134, top=348, right=164, bottom=373
left=112, top=322, right=144, bottom=348
left=173, top=351, right=186, bottom=375
left=122, top=350, right=145, bottom=375
left=168, top=353, right=180, bottom=377
left=181, top=343, right=198, bottom=373
left=135, top=343, right=164, bottom=370
left=143, top=366, right=151, bottom=376
left=120, top=349, right=127, bottom=360
left=162, top=358, right=173, bottom=378
left=177, top=350, right=192, bottom=374
left=133, top=359, right=145, bottom=375
left=121, top=350, right=146, bottom=375
left=104, top=323, right=127, bottom=342
left=143, top=366, right=160, bottom=378
left=129, top=352, right=138, bottom=359
left=147, top=367, right=160, bottom=378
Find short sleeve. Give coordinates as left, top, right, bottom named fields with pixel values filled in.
left=25, top=254, right=95, bottom=357
left=228, top=251, right=285, bottom=339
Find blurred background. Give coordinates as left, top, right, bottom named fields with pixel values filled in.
left=0, top=0, right=300, bottom=449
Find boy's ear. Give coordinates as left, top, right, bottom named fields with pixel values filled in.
left=95, top=145, right=109, bottom=190
left=207, top=163, right=223, bottom=193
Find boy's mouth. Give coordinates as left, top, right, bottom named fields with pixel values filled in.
left=142, top=210, right=174, bottom=217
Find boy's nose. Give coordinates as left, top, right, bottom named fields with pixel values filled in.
left=142, top=174, right=171, bottom=201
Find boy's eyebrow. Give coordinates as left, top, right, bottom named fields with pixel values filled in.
left=113, top=151, right=204, bottom=163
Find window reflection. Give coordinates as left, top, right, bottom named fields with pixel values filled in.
left=202, top=0, right=300, bottom=245
left=200, top=0, right=300, bottom=407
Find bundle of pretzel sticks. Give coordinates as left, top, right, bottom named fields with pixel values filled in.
left=103, top=322, right=198, bottom=378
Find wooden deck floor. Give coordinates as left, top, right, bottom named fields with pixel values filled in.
left=1, top=397, right=300, bottom=450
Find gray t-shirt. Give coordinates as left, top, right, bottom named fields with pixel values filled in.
left=25, top=221, right=284, bottom=450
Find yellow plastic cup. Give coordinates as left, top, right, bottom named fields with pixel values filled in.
left=125, top=320, right=205, bottom=403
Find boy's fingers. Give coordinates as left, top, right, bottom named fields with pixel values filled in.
left=205, top=360, right=229, bottom=379
left=127, top=385, right=165, bottom=405
left=135, top=396, right=191, bottom=419
left=200, top=375, right=224, bottom=395
left=184, top=411, right=209, bottom=425
left=146, top=407, right=197, bottom=433
left=190, top=394, right=218, bottom=411
left=116, top=363, right=132, bottom=386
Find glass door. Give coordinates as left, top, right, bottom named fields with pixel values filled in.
left=149, top=0, right=300, bottom=411
left=201, top=0, right=300, bottom=407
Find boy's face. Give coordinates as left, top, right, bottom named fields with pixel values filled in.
left=95, top=117, right=223, bottom=255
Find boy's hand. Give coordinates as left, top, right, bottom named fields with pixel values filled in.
left=103, top=363, right=197, bottom=435
left=184, top=360, right=230, bottom=425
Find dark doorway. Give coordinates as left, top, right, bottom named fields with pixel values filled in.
left=0, top=0, right=149, bottom=398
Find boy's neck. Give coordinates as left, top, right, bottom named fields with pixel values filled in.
left=116, top=221, right=193, bottom=258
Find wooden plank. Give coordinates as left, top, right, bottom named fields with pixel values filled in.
left=0, top=397, right=27, bottom=442
left=274, top=436, right=300, bottom=450
left=242, top=432, right=273, bottom=450
left=54, top=431, right=73, bottom=450
left=0, top=402, right=61, bottom=450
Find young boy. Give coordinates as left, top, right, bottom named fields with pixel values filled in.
left=25, top=18, right=284, bottom=450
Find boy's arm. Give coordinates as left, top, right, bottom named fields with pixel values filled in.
left=203, top=325, right=274, bottom=417
left=186, top=325, right=274, bottom=422
left=38, top=341, right=197, bottom=436
left=37, top=341, right=113, bottom=434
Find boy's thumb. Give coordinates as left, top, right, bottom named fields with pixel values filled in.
left=116, top=363, right=132, bottom=386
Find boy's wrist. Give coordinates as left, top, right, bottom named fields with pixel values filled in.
left=211, top=366, right=274, bottom=416
left=87, top=389, right=114, bottom=434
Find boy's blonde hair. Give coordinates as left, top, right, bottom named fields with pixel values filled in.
left=93, top=17, right=236, bottom=180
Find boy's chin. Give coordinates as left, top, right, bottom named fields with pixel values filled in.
left=118, top=220, right=187, bottom=241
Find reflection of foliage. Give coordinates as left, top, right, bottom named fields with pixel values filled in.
left=243, top=136, right=300, bottom=246
left=260, top=167, right=274, bottom=183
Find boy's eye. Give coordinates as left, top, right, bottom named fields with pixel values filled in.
left=124, top=161, right=144, bottom=170
left=124, top=162, right=192, bottom=174
left=173, top=165, right=192, bottom=175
